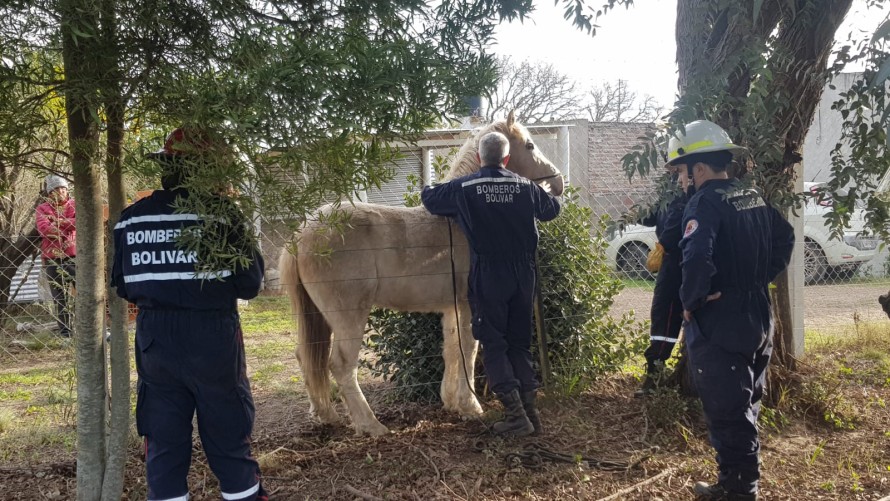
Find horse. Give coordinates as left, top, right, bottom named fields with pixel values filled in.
left=279, top=111, right=565, bottom=436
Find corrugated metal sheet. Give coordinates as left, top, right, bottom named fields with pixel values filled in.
left=366, top=149, right=423, bottom=206
left=7, top=255, right=41, bottom=304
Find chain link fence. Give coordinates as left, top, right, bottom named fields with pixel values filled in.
left=1, top=118, right=888, bottom=441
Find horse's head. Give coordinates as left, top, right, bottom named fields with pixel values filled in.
left=491, top=111, right=564, bottom=196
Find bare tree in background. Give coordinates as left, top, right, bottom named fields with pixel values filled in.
left=587, top=79, right=663, bottom=123
left=487, top=56, right=583, bottom=124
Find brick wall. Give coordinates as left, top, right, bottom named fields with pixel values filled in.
left=587, top=122, right=658, bottom=219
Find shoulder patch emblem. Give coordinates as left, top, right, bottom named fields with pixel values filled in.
left=683, top=219, right=699, bottom=238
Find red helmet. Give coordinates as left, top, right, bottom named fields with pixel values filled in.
left=147, top=127, right=225, bottom=161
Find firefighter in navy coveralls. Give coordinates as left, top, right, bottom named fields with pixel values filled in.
left=421, top=131, right=560, bottom=437
left=111, top=128, right=268, bottom=501
left=635, top=170, right=686, bottom=397
left=667, top=120, right=794, bottom=501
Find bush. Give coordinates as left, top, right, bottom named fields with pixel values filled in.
left=366, top=159, right=646, bottom=401
left=536, top=188, right=647, bottom=394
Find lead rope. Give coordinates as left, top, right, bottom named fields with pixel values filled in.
left=446, top=218, right=489, bottom=432
left=446, top=219, right=646, bottom=472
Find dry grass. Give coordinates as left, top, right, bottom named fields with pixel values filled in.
left=0, top=296, right=888, bottom=500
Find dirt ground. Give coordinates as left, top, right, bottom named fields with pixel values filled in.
left=1, top=291, right=889, bottom=500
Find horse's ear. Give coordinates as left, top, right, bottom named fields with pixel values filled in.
left=506, top=110, right=515, bottom=127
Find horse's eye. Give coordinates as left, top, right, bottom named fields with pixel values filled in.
left=526, top=141, right=535, bottom=150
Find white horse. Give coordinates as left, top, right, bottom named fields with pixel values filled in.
left=280, top=112, right=565, bottom=436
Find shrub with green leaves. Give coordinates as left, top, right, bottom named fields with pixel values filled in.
left=536, top=188, right=647, bottom=394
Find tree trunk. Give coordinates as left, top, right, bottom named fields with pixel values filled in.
left=61, top=0, right=107, bottom=497
left=769, top=269, right=795, bottom=368
left=98, top=0, right=128, bottom=496
left=101, top=98, right=128, bottom=501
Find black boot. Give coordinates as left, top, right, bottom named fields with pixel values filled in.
left=634, top=375, right=657, bottom=398
left=492, top=389, right=534, bottom=437
left=520, top=390, right=542, bottom=435
left=693, top=482, right=757, bottom=500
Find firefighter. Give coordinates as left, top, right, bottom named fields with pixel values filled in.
left=111, top=127, right=268, bottom=501
left=635, top=168, right=686, bottom=397
left=669, top=120, right=794, bottom=500
left=421, top=131, right=560, bottom=437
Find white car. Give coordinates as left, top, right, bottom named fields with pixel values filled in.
left=606, top=186, right=879, bottom=284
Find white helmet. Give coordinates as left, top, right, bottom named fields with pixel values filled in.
left=45, top=174, right=69, bottom=193
left=666, top=120, right=747, bottom=166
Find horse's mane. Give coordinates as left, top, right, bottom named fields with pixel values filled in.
left=443, top=119, right=521, bottom=181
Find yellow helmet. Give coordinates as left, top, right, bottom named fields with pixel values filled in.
left=666, top=120, right=747, bottom=166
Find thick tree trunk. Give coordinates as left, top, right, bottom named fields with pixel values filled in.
left=61, top=0, right=107, bottom=497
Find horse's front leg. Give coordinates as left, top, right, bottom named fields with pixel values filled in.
left=441, top=305, right=483, bottom=417
left=328, top=310, right=389, bottom=436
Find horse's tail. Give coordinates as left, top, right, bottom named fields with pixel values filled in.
left=279, top=246, right=333, bottom=415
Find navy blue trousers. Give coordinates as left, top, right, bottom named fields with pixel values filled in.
left=644, top=255, right=683, bottom=372
left=135, top=309, right=264, bottom=501
left=468, top=257, right=538, bottom=395
left=685, top=316, right=772, bottom=495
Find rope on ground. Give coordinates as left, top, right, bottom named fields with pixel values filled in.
left=594, top=468, right=674, bottom=501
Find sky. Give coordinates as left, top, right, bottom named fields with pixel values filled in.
left=492, top=0, right=888, bottom=111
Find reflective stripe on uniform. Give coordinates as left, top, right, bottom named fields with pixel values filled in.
left=221, top=482, right=260, bottom=500
left=114, top=213, right=202, bottom=230
left=123, top=270, right=233, bottom=283
left=149, top=494, right=189, bottom=501
left=461, top=176, right=530, bottom=187
left=651, top=335, right=679, bottom=343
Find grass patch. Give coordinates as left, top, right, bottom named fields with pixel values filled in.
left=0, top=366, right=68, bottom=388
left=240, top=296, right=292, bottom=335
left=251, top=362, right=287, bottom=385
left=247, top=338, right=296, bottom=359
left=619, top=278, right=654, bottom=290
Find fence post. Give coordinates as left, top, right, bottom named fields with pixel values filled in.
left=533, top=257, right=551, bottom=389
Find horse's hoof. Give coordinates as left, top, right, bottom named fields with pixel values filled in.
left=457, top=401, right=484, bottom=418
left=312, top=408, right=342, bottom=425
left=355, top=421, right=390, bottom=437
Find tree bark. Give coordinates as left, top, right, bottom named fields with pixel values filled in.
left=61, top=0, right=107, bottom=497
left=98, top=0, right=128, bottom=496
left=101, top=97, right=128, bottom=501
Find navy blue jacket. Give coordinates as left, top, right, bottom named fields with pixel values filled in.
left=111, top=188, right=264, bottom=310
left=420, top=166, right=560, bottom=258
left=680, top=179, right=794, bottom=353
left=641, top=193, right=687, bottom=256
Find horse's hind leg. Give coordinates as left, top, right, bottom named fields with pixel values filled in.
left=441, top=305, right=483, bottom=417
left=328, top=308, right=389, bottom=436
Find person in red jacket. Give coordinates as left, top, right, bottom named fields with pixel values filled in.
left=36, top=174, right=76, bottom=337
